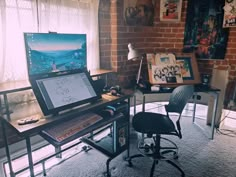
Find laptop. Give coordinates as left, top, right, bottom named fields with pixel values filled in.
left=29, top=70, right=101, bottom=116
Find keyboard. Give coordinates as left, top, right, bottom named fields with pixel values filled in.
left=42, top=113, right=103, bottom=142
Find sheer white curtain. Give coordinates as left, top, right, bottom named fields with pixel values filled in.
left=0, top=0, right=100, bottom=83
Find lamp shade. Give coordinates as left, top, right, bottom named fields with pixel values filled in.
left=128, top=43, right=139, bottom=60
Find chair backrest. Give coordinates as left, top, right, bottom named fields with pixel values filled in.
left=165, top=85, right=194, bottom=114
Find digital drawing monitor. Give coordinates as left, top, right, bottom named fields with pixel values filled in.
left=24, top=33, right=87, bottom=76
left=30, top=70, right=101, bottom=116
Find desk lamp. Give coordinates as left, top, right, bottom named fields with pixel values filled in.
left=127, top=43, right=143, bottom=85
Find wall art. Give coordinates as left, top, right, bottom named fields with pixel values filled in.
left=183, top=0, right=229, bottom=60
left=123, top=0, right=156, bottom=26
left=147, top=53, right=200, bottom=85
left=223, top=0, right=236, bottom=27
left=160, top=0, right=182, bottom=22
left=175, top=54, right=200, bottom=84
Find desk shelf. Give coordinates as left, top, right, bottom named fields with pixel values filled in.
left=81, top=117, right=129, bottom=158
left=81, top=116, right=129, bottom=177
left=40, top=112, right=125, bottom=147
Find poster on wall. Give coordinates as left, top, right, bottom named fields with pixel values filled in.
left=183, top=0, right=229, bottom=60
left=160, top=0, right=182, bottom=22
left=123, top=0, right=156, bottom=26
left=223, top=0, right=236, bottom=27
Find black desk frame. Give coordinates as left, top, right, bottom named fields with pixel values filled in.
left=133, top=85, right=220, bottom=140
left=1, top=93, right=132, bottom=177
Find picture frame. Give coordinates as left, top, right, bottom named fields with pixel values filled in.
left=160, top=0, right=182, bottom=22
left=223, top=0, right=236, bottom=28
left=147, top=53, right=201, bottom=85
left=123, top=0, right=155, bottom=26
left=183, top=0, right=229, bottom=60
left=175, top=53, right=201, bottom=84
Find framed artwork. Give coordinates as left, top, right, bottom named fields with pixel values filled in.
left=147, top=53, right=177, bottom=84
left=123, top=0, right=156, bottom=26
left=223, top=0, right=236, bottom=27
left=160, top=0, right=182, bottom=22
left=183, top=0, right=229, bottom=60
left=147, top=53, right=200, bottom=85
left=176, top=57, right=193, bottom=80
left=175, top=54, right=201, bottom=84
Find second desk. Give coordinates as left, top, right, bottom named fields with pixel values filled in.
left=133, top=85, right=220, bottom=140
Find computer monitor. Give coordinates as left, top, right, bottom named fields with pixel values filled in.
left=30, top=70, right=101, bottom=116
left=24, top=33, right=87, bottom=76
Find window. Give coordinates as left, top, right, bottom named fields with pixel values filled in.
left=0, top=0, right=100, bottom=83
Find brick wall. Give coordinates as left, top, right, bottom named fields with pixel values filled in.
left=99, top=0, right=236, bottom=105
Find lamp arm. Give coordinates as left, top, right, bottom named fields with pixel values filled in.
left=136, top=57, right=143, bottom=85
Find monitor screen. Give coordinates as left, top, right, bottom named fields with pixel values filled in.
left=30, top=70, right=101, bottom=116
left=24, top=33, right=87, bottom=76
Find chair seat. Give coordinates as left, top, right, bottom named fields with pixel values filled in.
left=132, top=112, right=176, bottom=135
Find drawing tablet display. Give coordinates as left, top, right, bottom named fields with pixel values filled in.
left=30, top=70, right=101, bottom=115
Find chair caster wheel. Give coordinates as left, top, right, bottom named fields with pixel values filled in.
left=174, top=155, right=178, bottom=159
left=82, top=145, right=91, bottom=152
left=144, top=144, right=150, bottom=152
left=127, top=160, right=133, bottom=167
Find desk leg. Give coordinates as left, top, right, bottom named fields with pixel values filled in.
left=1, top=120, right=15, bottom=177
left=142, top=95, right=145, bottom=112
left=26, top=137, right=35, bottom=177
left=141, top=95, right=146, bottom=139
left=127, top=97, right=130, bottom=158
left=133, top=94, right=136, bottom=115
left=210, top=92, right=219, bottom=140
left=192, top=93, right=197, bottom=123
left=3, top=94, right=10, bottom=120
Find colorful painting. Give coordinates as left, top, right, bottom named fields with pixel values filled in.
left=176, top=57, right=194, bottom=80
left=160, top=0, right=182, bottom=21
left=223, top=0, right=236, bottom=27
left=183, top=0, right=229, bottom=60
left=123, top=0, right=156, bottom=26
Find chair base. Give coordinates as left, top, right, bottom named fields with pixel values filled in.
left=127, top=136, right=184, bottom=177
left=137, top=136, right=179, bottom=160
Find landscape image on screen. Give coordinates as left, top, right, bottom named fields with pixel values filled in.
left=24, top=33, right=87, bottom=75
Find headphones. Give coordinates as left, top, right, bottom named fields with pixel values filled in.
left=110, top=85, right=121, bottom=96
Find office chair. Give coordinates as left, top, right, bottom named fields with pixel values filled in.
left=127, top=85, right=194, bottom=177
